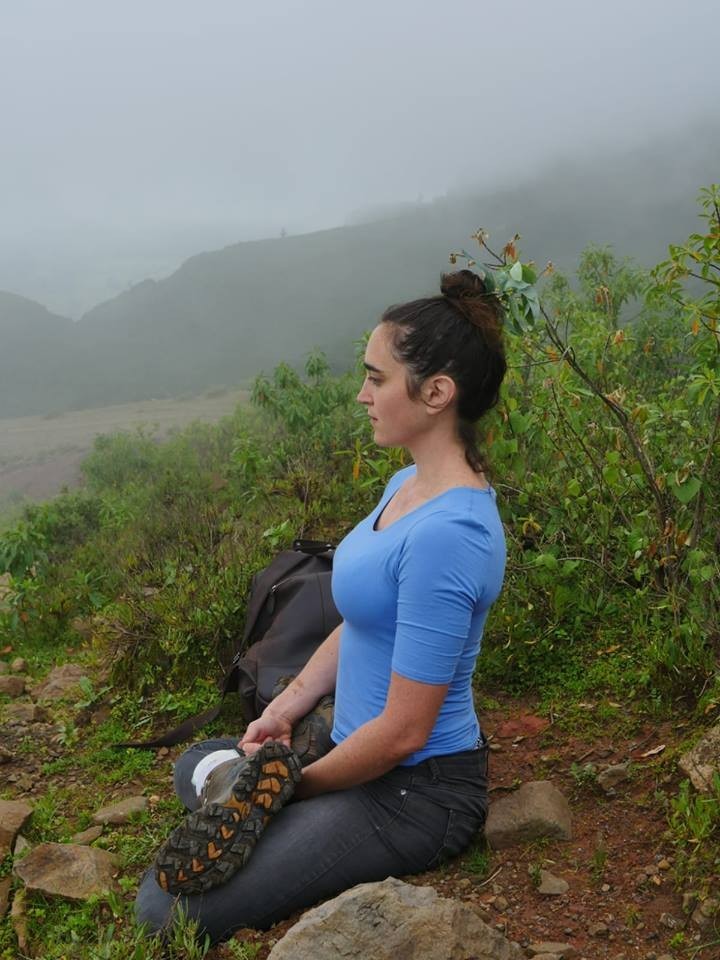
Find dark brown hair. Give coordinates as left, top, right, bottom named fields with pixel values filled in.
left=380, top=269, right=506, bottom=472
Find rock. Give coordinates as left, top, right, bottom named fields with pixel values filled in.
left=0, top=800, right=33, bottom=859
left=588, top=921, right=609, bottom=937
left=537, top=870, right=569, bottom=896
left=597, top=762, right=631, bottom=793
left=678, top=721, right=720, bottom=793
left=14, top=842, right=120, bottom=900
left=493, top=895, right=509, bottom=911
left=657, top=858, right=671, bottom=871
left=691, top=896, right=718, bottom=933
left=10, top=886, right=28, bottom=954
left=659, top=912, right=679, bottom=929
left=31, top=663, right=87, bottom=701
left=92, top=795, right=148, bottom=825
left=14, top=835, right=31, bottom=857
left=72, top=825, right=104, bottom=845
left=267, top=877, right=524, bottom=960
left=0, top=675, right=25, bottom=697
left=10, top=657, right=27, bottom=673
left=682, top=890, right=698, bottom=913
left=527, top=944, right=578, bottom=958
left=0, top=746, right=12, bottom=764
left=0, top=877, right=11, bottom=919
left=4, top=702, right=47, bottom=723
left=485, top=782, right=572, bottom=849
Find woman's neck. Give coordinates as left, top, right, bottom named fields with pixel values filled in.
left=406, top=432, right=484, bottom=496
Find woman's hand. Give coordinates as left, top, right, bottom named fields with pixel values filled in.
left=239, top=712, right=293, bottom=755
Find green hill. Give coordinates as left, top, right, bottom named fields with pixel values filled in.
left=2, top=121, right=718, bottom=417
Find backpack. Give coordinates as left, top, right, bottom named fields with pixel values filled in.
left=120, top=539, right=340, bottom=748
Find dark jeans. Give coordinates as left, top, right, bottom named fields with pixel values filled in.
left=135, top=737, right=489, bottom=945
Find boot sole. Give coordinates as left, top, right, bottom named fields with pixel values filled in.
left=154, top=741, right=301, bottom=895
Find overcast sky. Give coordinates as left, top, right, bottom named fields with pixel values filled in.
left=1, top=0, right=718, bottom=315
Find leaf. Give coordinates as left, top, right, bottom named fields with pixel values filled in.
left=669, top=476, right=702, bottom=504
left=508, top=410, right=530, bottom=435
left=509, top=260, right=523, bottom=282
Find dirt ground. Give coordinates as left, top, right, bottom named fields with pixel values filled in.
left=3, top=687, right=713, bottom=960
left=0, top=390, right=248, bottom=508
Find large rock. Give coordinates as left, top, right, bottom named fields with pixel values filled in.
left=0, top=675, right=25, bottom=697
left=0, top=877, right=11, bottom=919
left=92, top=796, right=148, bottom=825
left=14, top=842, right=120, bottom=900
left=0, top=800, right=33, bottom=860
left=30, top=663, right=86, bottom=701
left=4, top=702, right=47, bottom=723
left=267, top=877, right=524, bottom=960
left=485, top=781, right=572, bottom=850
left=679, top=722, right=720, bottom=793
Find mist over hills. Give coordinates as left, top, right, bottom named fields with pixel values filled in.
left=2, top=123, right=718, bottom=419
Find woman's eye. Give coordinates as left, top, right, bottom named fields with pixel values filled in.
left=366, top=375, right=381, bottom=386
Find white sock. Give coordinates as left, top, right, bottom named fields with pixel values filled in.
left=190, top=748, right=241, bottom=798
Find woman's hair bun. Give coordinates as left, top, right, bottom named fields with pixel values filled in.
left=440, top=269, right=487, bottom=300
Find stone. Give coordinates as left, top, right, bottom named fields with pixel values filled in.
left=659, top=912, right=679, bottom=929
left=4, top=702, right=47, bottom=723
left=0, top=877, right=11, bottom=919
left=527, top=944, right=578, bottom=958
left=597, top=762, right=631, bottom=793
left=30, top=663, right=87, bottom=701
left=0, top=800, right=33, bottom=859
left=14, top=842, right=120, bottom=900
left=92, top=795, right=148, bottom=825
left=72, top=825, right=104, bottom=845
left=10, top=886, right=28, bottom=954
left=14, top=835, right=31, bottom=857
left=691, top=896, right=718, bottom=932
left=588, top=921, right=609, bottom=937
left=678, top=721, right=720, bottom=793
left=10, top=657, right=27, bottom=673
left=0, top=675, right=25, bottom=697
left=267, top=877, right=524, bottom=960
left=485, top=781, right=572, bottom=849
left=537, top=870, right=569, bottom=896
left=0, top=746, right=12, bottom=764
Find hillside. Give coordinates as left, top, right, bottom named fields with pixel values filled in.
left=2, top=121, right=718, bottom=418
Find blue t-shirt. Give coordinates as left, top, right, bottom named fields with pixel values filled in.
left=330, top=464, right=506, bottom=765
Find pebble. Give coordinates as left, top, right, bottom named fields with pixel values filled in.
left=493, top=895, right=509, bottom=911
left=601, top=883, right=611, bottom=893
left=588, top=921, right=608, bottom=937
left=659, top=912, right=679, bottom=929
left=10, top=658, right=28, bottom=673
left=657, top=858, right=671, bottom=871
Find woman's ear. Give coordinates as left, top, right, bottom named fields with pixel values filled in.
left=420, top=374, right=457, bottom=414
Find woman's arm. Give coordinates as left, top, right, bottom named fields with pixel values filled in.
left=239, top=621, right=342, bottom=751
left=294, top=671, right=449, bottom=799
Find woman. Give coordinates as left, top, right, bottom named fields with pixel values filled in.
left=136, top=269, right=507, bottom=943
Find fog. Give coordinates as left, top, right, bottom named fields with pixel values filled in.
left=1, top=0, right=718, bottom=316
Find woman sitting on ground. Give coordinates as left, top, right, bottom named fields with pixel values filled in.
left=136, top=269, right=507, bottom=944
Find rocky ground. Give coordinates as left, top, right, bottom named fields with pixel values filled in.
left=1, top=655, right=719, bottom=959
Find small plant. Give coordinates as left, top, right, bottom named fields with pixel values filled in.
left=589, top=841, right=609, bottom=882
left=569, top=761, right=599, bottom=791
left=462, top=841, right=491, bottom=878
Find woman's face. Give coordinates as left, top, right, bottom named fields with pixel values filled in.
left=357, top=324, right=431, bottom=449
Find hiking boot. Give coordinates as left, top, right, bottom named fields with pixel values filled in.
left=270, top=676, right=335, bottom=768
left=154, top=741, right=301, bottom=895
